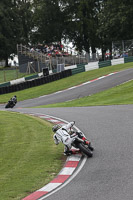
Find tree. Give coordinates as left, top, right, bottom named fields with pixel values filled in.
left=0, top=0, right=34, bottom=66
left=97, top=0, right=133, bottom=59
left=32, top=0, right=65, bottom=44
left=63, top=0, right=100, bottom=56
left=0, top=0, right=20, bottom=66
left=15, top=0, right=34, bottom=45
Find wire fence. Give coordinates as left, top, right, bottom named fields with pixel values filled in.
left=0, top=68, right=27, bottom=83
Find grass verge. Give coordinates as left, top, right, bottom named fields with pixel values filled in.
left=0, top=111, right=64, bottom=200
left=35, top=79, right=133, bottom=107
left=0, top=62, right=133, bottom=104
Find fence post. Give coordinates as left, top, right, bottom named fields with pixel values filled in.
left=4, top=70, right=6, bottom=82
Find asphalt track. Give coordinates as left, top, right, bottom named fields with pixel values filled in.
left=15, top=68, right=133, bottom=107
left=13, top=106, right=133, bottom=200
left=1, top=68, right=133, bottom=200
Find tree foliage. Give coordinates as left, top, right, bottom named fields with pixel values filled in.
left=0, top=0, right=33, bottom=66
left=99, top=0, right=133, bottom=41
left=98, top=0, right=133, bottom=58
left=0, top=0, right=19, bottom=65
left=15, top=0, right=34, bottom=44
left=62, top=0, right=100, bottom=54
left=32, top=0, right=65, bottom=44
left=0, top=0, right=133, bottom=64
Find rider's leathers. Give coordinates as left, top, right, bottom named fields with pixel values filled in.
left=53, top=121, right=76, bottom=150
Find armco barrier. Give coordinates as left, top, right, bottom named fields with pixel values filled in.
left=77, top=63, right=87, bottom=67
left=124, top=56, right=133, bottom=63
left=52, top=69, right=57, bottom=73
left=71, top=66, right=85, bottom=75
left=25, top=74, right=39, bottom=81
left=0, top=82, right=10, bottom=88
left=98, top=60, right=111, bottom=68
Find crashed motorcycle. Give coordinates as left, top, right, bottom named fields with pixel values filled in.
left=71, top=132, right=93, bottom=157
left=5, top=99, right=17, bottom=108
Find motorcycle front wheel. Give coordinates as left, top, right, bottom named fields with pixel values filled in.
left=77, top=143, right=93, bottom=157
left=5, top=103, right=10, bottom=108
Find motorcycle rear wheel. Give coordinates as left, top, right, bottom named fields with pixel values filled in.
left=10, top=104, right=15, bottom=108
left=77, top=143, right=93, bottom=157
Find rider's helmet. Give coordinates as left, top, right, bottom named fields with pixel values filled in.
left=14, top=95, right=17, bottom=98
left=52, top=125, right=60, bottom=132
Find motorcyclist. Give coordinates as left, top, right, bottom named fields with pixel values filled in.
left=10, top=95, right=17, bottom=105
left=52, top=121, right=94, bottom=156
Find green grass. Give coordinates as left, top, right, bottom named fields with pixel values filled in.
left=0, top=62, right=133, bottom=104
left=36, top=79, right=133, bottom=108
left=0, top=111, right=64, bottom=200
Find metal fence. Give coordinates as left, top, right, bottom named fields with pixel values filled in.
left=112, top=39, right=133, bottom=59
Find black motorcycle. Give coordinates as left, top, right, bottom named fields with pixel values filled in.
left=5, top=99, right=17, bottom=108
left=71, top=133, right=93, bottom=157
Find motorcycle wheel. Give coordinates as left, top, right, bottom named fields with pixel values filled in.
left=77, top=143, right=93, bottom=157
left=5, top=103, right=10, bottom=108
left=10, top=104, right=15, bottom=108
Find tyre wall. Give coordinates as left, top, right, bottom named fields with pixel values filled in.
left=0, top=69, right=72, bottom=95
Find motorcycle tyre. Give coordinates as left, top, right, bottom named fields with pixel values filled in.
left=5, top=103, right=10, bottom=109
left=77, top=143, right=93, bottom=158
left=10, top=104, right=15, bottom=108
